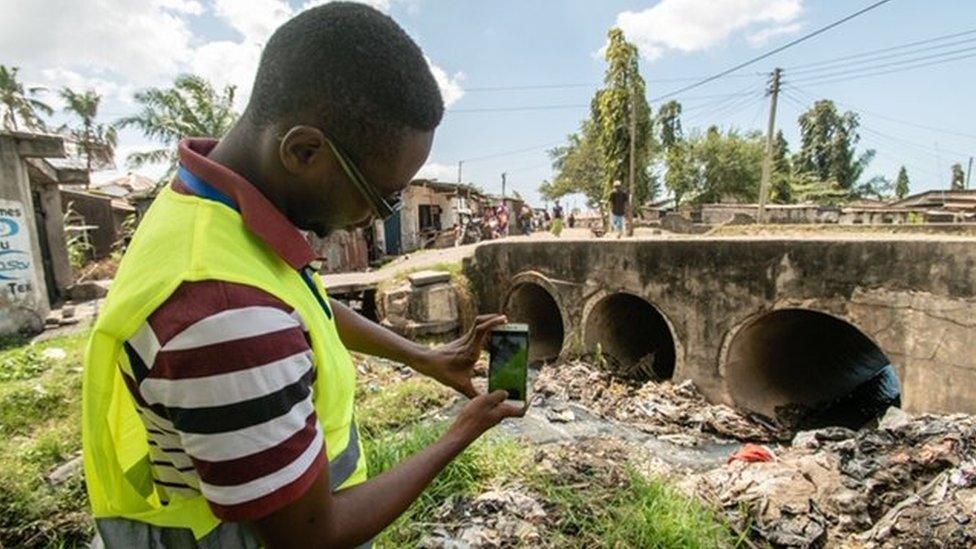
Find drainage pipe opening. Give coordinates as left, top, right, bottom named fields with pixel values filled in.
left=583, top=293, right=676, bottom=381
left=724, top=309, right=901, bottom=431
left=504, top=283, right=565, bottom=363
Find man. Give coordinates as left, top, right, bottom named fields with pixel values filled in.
left=82, top=4, right=523, bottom=548
left=609, top=180, right=628, bottom=238
left=551, top=200, right=564, bottom=237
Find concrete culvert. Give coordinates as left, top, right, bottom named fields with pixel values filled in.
left=583, top=293, right=676, bottom=381
left=724, top=309, right=901, bottom=431
left=504, top=283, right=565, bottom=363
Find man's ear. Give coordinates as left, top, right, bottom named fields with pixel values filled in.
left=279, top=126, right=328, bottom=175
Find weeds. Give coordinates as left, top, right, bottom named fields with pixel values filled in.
left=0, top=332, right=91, bottom=547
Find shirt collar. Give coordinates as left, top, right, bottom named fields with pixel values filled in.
left=176, top=138, right=317, bottom=270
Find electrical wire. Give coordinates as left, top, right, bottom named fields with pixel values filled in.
left=649, top=0, right=895, bottom=102
left=460, top=140, right=565, bottom=163
left=785, top=28, right=976, bottom=72
left=788, top=44, right=976, bottom=81
left=785, top=83, right=976, bottom=142
left=787, top=50, right=976, bottom=86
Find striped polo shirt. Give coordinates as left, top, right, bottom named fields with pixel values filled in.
left=120, top=139, right=327, bottom=522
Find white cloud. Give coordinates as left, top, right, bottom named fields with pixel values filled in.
left=37, top=68, right=136, bottom=108
left=0, top=0, right=194, bottom=85
left=746, top=22, right=802, bottom=45
left=212, top=0, right=292, bottom=42
left=155, top=0, right=205, bottom=15
left=615, top=0, right=803, bottom=60
left=426, top=57, right=465, bottom=108
left=416, top=162, right=457, bottom=181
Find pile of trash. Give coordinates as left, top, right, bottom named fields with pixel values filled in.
left=420, top=486, right=550, bottom=548
left=418, top=439, right=637, bottom=548
left=683, top=408, right=976, bottom=547
left=533, top=360, right=788, bottom=443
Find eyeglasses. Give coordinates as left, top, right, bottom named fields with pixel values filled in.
left=322, top=134, right=402, bottom=220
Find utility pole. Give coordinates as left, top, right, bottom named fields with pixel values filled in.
left=626, top=85, right=636, bottom=237
left=457, top=160, right=463, bottom=183
left=757, top=67, right=782, bottom=224
left=501, top=172, right=507, bottom=200
left=967, top=156, right=973, bottom=189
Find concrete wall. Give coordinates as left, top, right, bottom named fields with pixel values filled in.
left=0, top=135, right=48, bottom=333
left=464, top=237, right=976, bottom=416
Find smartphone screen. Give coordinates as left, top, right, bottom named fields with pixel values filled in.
left=488, top=323, right=529, bottom=404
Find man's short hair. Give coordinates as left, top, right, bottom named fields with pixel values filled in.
left=246, top=2, right=444, bottom=162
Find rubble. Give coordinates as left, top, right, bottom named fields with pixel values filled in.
left=682, top=412, right=976, bottom=547
left=533, top=360, right=787, bottom=443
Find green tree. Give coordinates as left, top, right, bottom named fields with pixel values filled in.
left=770, top=130, right=793, bottom=204
left=541, top=119, right=606, bottom=209
left=117, top=74, right=238, bottom=177
left=0, top=65, right=52, bottom=132
left=665, top=127, right=764, bottom=205
left=60, top=88, right=117, bottom=176
left=656, top=100, right=683, bottom=150
left=795, top=99, right=873, bottom=190
left=951, top=163, right=966, bottom=190
left=895, top=166, right=910, bottom=199
left=592, top=28, right=656, bottom=210
left=664, top=139, right=694, bottom=206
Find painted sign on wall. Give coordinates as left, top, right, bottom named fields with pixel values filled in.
left=0, top=199, right=37, bottom=301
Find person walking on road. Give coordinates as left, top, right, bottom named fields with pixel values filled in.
left=551, top=200, right=564, bottom=237
left=81, top=5, right=523, bottom=548
left=609, top=180, right=628, bottom=238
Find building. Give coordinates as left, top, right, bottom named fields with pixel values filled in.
left=1, top=131, right=86, bottom=335
left=90, top=172, right=157, bottom=216
left=891, top=189, right=976, bottom=221
left=60, top=188, right=136, bottom=259
left=384, top=179, right=487, bottom=254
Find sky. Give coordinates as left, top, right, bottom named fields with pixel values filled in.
left=2, top=0, right=975, bottom=209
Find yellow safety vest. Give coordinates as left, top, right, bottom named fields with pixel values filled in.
left=82, top=185, right=367, bottom=540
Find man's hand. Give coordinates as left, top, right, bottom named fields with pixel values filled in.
left=415, top=314, right=508, bottom=398
left=446, top=390, right=526, bottom=443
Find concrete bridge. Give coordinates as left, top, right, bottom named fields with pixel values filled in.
left=463, top=236, right=976, bottom=421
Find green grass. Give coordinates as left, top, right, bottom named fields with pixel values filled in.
left=0, top=332, right=92, bottom=548
left=533, top=470, right=738, bottom=548
left=0, top=331, right=740, bottom=548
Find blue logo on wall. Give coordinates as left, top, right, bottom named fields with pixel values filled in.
left=0, top=249, right=29, bottom=281
left=0, top=218, right=18, bottom=238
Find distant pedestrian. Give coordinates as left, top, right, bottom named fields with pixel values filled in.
left=551, top=201, right=564, bottom=237
left=609, top=180, right=628, bottom=238
left=567, top=212, right=576, bottom=228
left=519, top=204, right=532, bottom=236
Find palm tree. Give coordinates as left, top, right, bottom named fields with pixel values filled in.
left=0, top=65, right=53, bottom=132
left=60, top=88, right=117, bottom=179
left=116, top=74, right=238, bottom=181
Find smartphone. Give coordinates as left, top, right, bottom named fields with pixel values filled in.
left=488, top=323, right=529, bottom=406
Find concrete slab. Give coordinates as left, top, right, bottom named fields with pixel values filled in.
left=408, top=270, right=452, bottom=287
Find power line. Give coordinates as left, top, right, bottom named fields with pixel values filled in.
left=463, top=73, right=761, bottom=92
left=785, top=28, right=976, bottom=72
left=450, top=103, right=589, bottom=113
left=788, top=44, right=976, bottom=81
left=460, top=140, right=565, bottom=163
left=785, top=84, right=976, bottom=141
left=787, top=36, right=976, bottom=76
left=787, top=49, right=976, bottom=86
left=447, top=89, right=761, bottom=114
left=780, top=90, right=962, bottom=178
left=650, top=0, right=895, bottom=102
